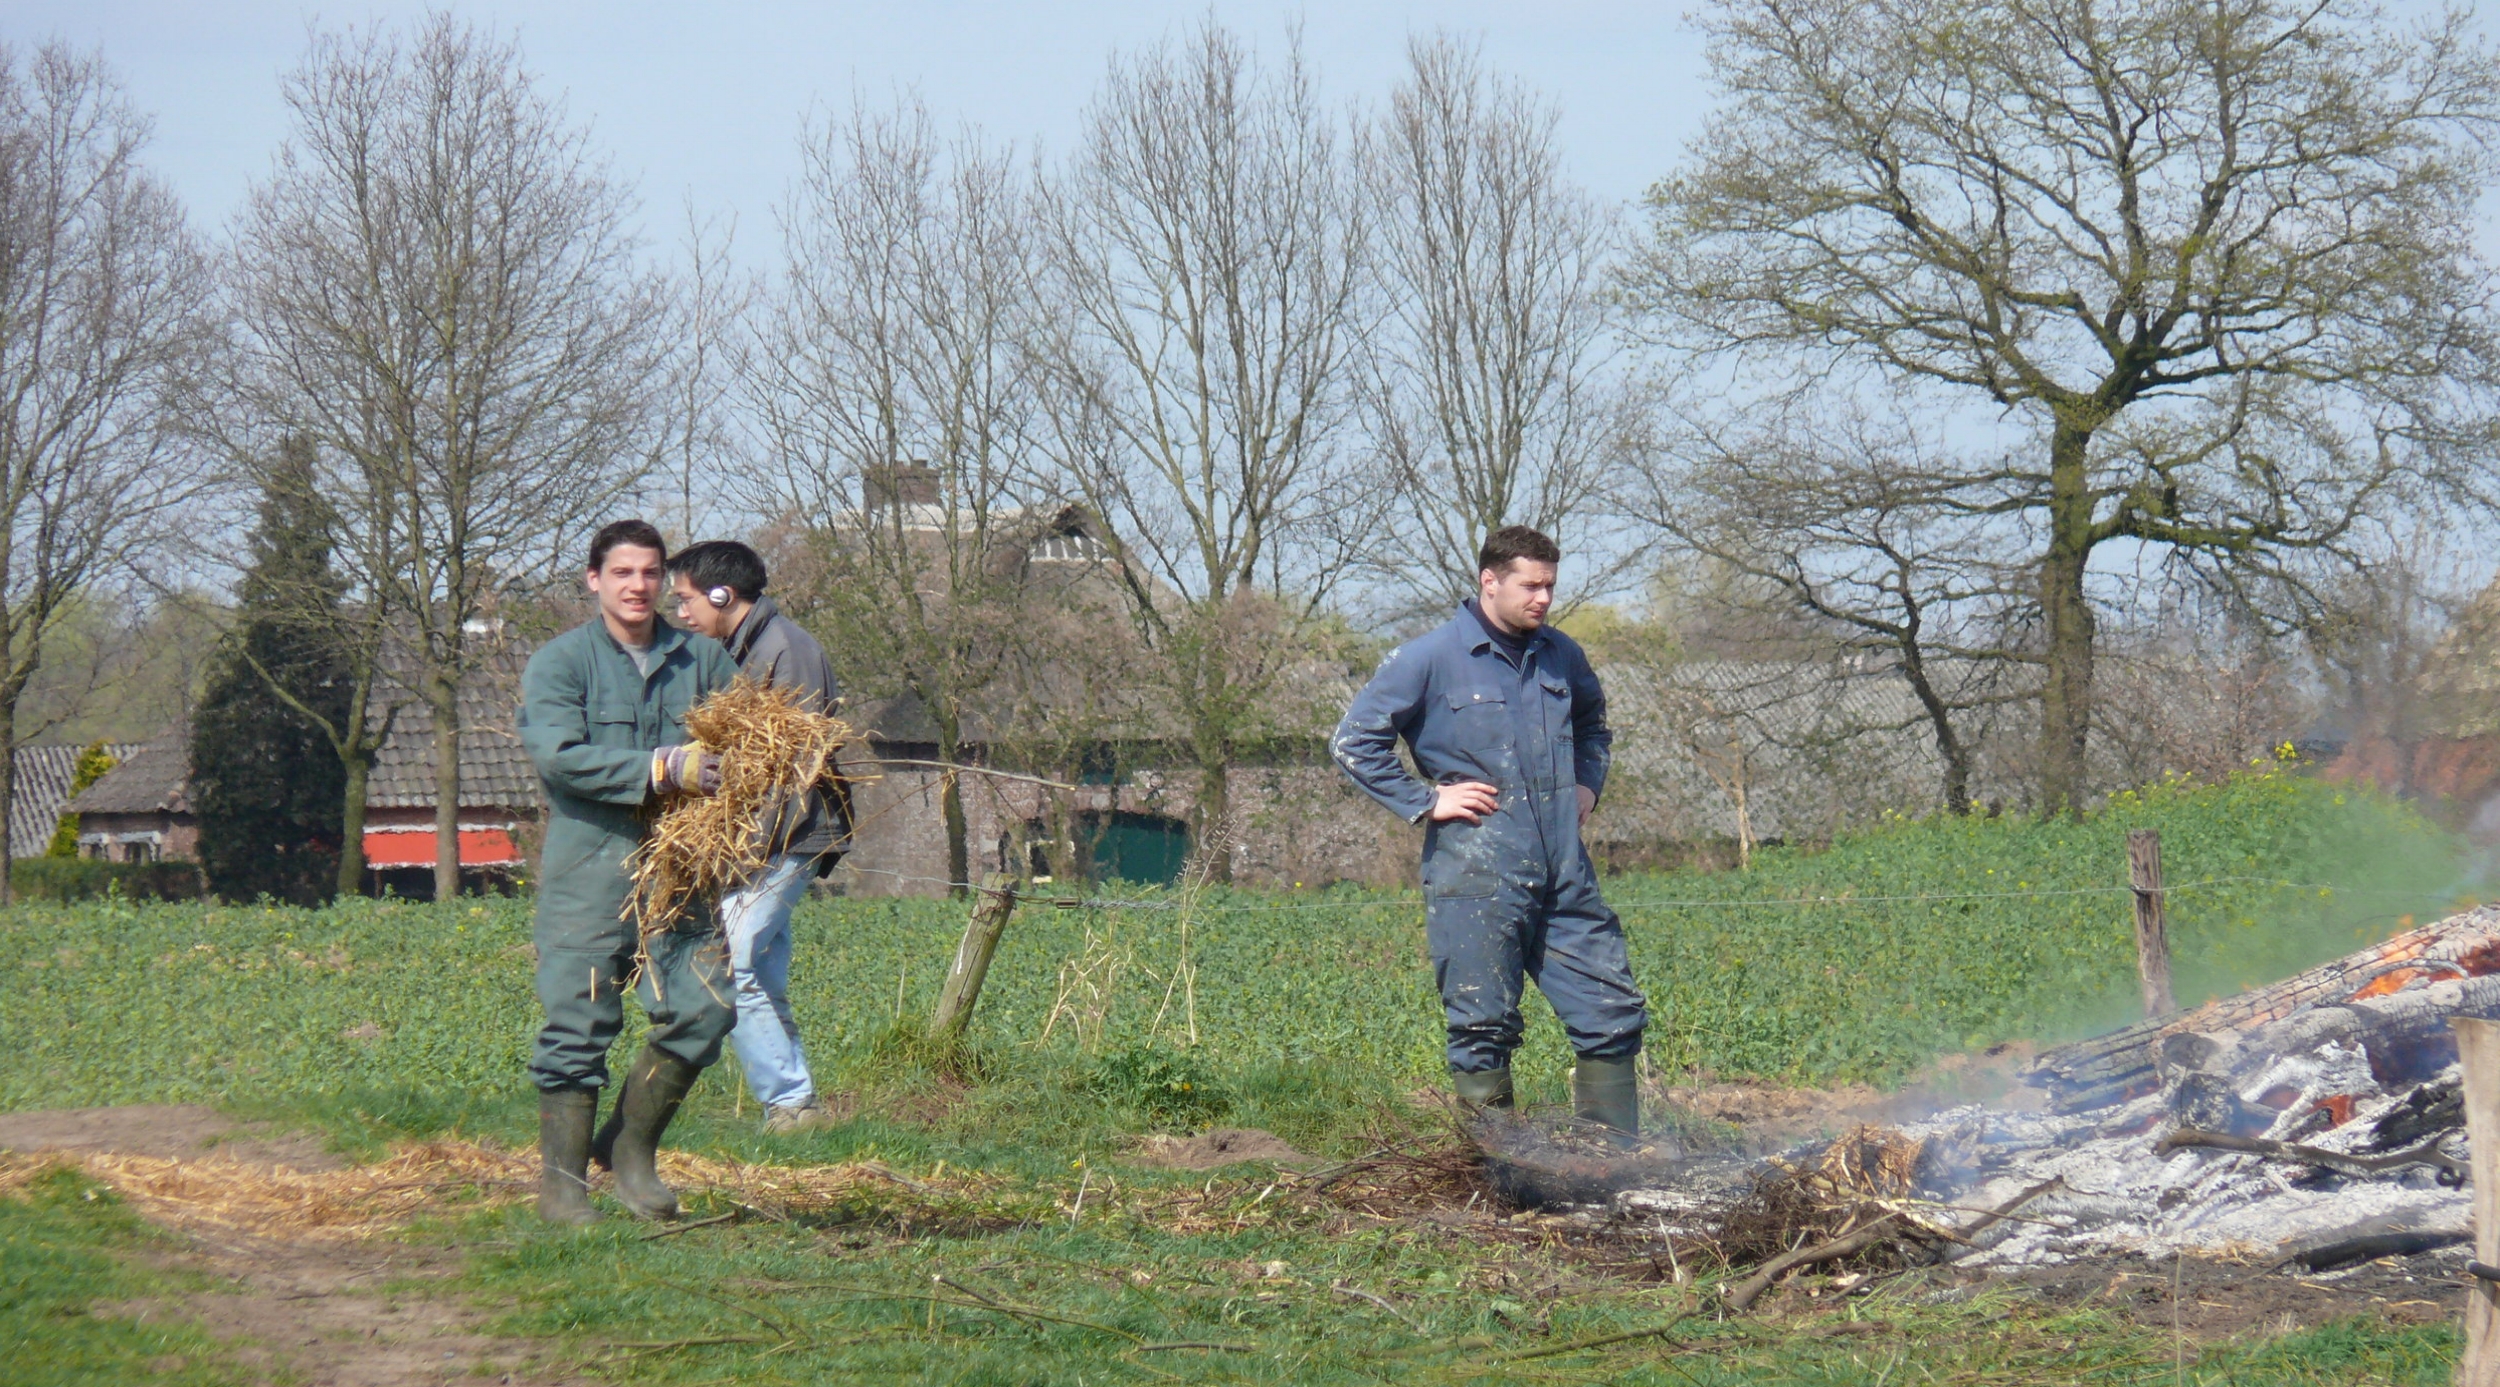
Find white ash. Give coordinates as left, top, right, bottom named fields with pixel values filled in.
left=1899, top=1088, right=2466, bottom=1267
left=1610, top=1064, right=2470, bottom=1268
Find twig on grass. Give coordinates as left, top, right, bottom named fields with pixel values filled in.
left=864, top=1161, right=940, bottom=1197
left=681, top=1284, right=802, bottom=1340
left=1725, top=1214, right=1904, bottom=1312
left=749, top=1279, right=1147, bottom=1343
left=642, top=1210, right=741, bottom=1240
left=1330, top=1280, right=1424, bottom=1331
left=603, top=1334, right=780, bottom=1357
left=1727, top=1173, right=2063, bottom=1311
left=1233, top=1179, right=1280, bottom=1231
left=1496, top=1315, right=1695, bottom=1362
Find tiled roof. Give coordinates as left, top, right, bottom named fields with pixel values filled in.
left=13, top=742, right=142, bottom=858
left=367, top=646, right=539, bottom=811
left=56, top=640, right=546, bottom=827
left=64, top=727, right=192, bottom=818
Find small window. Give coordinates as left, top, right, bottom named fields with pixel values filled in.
left=1033, top=532, right=1106, bottom=562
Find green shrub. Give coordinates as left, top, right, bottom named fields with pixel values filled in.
left=42, top=741, right=119, bottom=859
left=11, top=856, right=205, bottom=902
left=1085, top=1043, right=1230, bottom=1126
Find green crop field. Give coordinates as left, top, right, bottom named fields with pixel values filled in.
left=0, top=762, right=2482, bottom=1383
left=2, top=757, right=2475, bottom=1119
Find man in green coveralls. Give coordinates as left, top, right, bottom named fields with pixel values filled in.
left=519, top=519, right=741, bottom=1224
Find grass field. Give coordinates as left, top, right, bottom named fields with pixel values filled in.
left=0, top=763, right=2485, bottom=1383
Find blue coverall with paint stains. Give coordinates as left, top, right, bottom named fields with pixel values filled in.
left=1332, top=604, right=1648, bottom=1074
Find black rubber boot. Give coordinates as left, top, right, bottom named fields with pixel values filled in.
left=599, top=1045, right=700, bottom=1220
left=536, top=1088, right=602, bottom=1226
left=1451, top=1065, right=1514, bottom=1111
left=1573, top=1055, right=1640, bottom=1140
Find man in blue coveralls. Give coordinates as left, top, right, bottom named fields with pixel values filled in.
left=1332, top=525, right=1647, bottom=1136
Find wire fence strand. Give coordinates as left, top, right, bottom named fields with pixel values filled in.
left=831, top=865, right=2419, bottom=917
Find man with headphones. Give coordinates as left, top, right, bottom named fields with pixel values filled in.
left=666, top=540, right=851, bottom=1134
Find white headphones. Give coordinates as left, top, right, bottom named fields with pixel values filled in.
left=706, top=586, right=734, bottom=609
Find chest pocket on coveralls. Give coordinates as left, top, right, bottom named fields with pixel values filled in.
left=1422, top=689, right=1505, bottom=900
left=590, top=702, right=638, bottom=741
left=1539, top=675, right=1571, bottom=745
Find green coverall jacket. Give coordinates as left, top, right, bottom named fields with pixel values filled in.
left=517, top=617, right=741, bottom=1090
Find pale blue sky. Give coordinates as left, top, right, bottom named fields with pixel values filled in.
left=3, top=1, right=1710, bottom=249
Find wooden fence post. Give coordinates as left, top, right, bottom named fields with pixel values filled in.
left=931, top=873, right=1019, bottom=1037
left=2127, top=830, right=2176, bottom=1018
left=2456, top=1017, right=2500, bottom=1387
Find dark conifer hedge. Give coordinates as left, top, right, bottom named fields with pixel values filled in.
left=191, top=440, right=351, bottom=904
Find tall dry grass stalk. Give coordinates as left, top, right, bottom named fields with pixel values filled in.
left=625, top=678, right=852, bottom=937
left=1146, top=821, right=1229, bottom=1047
left=1039, top=920, right=1130, bottom=1051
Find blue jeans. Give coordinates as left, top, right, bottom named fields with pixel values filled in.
left=721, top=853, right=819, bottom=1109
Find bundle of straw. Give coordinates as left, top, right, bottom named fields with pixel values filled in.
left=624, top=677, right=851, bottom=937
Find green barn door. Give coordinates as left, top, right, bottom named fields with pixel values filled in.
left=1093, top=812, right=1190, bottom=886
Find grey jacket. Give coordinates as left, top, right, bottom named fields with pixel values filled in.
left=723, top=596, right=850, bottom=861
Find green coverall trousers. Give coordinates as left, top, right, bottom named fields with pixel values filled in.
left=530, top=913, right=735, bottom=1093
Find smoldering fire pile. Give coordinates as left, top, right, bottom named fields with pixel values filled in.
left=1542, top=905, right=2500, bottom=1286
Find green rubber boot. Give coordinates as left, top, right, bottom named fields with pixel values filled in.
left=1573, top=1056, right=1640, bottom=1140
left=535, top=1089, right=602, bottom=1226
left=1451, top=1065, right=1514, bottom=1111
left=596, top=1046, right=701, bottom=1220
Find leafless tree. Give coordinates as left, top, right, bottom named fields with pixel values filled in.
left=0, top=43, right=210, bottom=898
left=1034, top=20, right=1366, bottom=871
left=1628, top=0, right=2500, bottom=816
left=228, top=16, right=669, bottom=897
left=743, top=98, right=1053, bottom=892
left=2091, top=609, right=2305, bottom=787
left=651, top=203, right=754, bottom=545
left=2291, top=533, right=2481, bottom=776
left=1358, top=33, right=1637, bottom=612
left=1629, top=404, right=2038, bottom=814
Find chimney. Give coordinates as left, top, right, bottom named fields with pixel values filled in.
left=863, top=461, right=941, bottom=512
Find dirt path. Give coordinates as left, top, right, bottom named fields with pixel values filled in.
left=2, top=1105, right=597, bottom=1387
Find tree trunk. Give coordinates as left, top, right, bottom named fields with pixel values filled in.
left=429, top=673, right=461, bottom=901
left=1195, top=751, right=1232, bottom=883
left=0, top=704, right=18, bottom=905
left=936, top=721, right=969, bottom=899
left=2037, top=420, right=2098, bottom=818
left=335, top=750, right=370, bottom=899
left=1898, top=652, right=1973, bottom=816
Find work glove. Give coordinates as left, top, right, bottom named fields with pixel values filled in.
left=650, top=745, right=721, bottom=796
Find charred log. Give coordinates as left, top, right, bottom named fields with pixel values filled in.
left=2026, top=908, right=2500, bottom=1113
left=2158, top=1128, right=2470, bottom=1183
left=2274, top=1223, right=2469, bottom=1272
left=2367, top=1079, right=2464, bottom=1153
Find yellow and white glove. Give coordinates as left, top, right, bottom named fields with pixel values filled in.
left=650, top=745, right=721, bottom=795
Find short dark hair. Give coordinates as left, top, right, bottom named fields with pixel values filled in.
left=1477, top=525, right=1561, bottom=575
left=667, top=540, right=769, bottom=601
left=588, top=519, right=667, bottom=571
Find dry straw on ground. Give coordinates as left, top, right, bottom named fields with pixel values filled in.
left=626, top=678, right=852, bottom=937
left=0, top=1142, right=1007, bottom=1241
